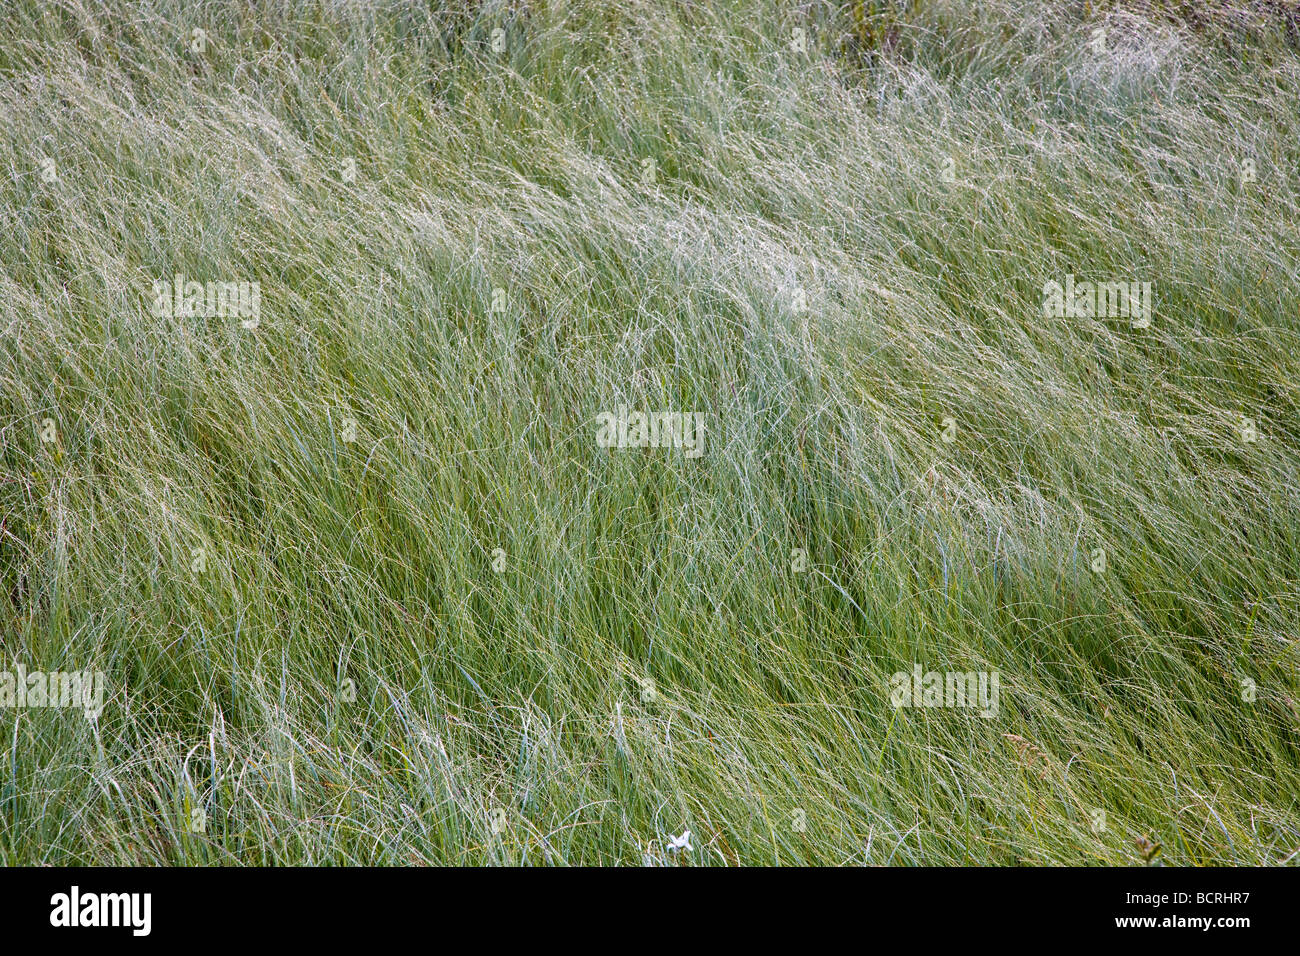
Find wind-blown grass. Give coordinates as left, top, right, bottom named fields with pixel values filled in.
left=1, top=0, right=1298, bottom=865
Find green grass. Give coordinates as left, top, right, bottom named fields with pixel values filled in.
left=1, top=0, right=1298, bottom=865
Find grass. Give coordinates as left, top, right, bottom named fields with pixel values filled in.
left=0, top=0, right=1298, bottom=865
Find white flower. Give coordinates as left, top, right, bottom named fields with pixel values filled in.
left=665, top=829, right=692, bottom=853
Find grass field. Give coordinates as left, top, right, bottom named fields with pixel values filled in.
left=1, top=0, right=1299, bottom=865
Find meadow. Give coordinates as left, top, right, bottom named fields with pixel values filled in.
left=1, top=0, right=1298, bottom=865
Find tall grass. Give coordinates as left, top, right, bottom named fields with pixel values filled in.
left=1, top=0, right=1298, bottom=864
